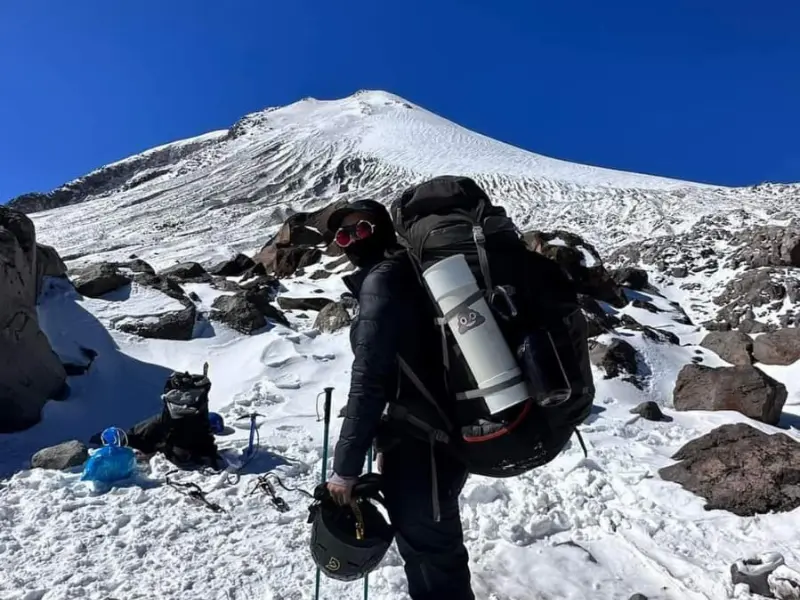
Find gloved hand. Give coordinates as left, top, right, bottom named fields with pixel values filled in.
left=326, top=473, right=357, bottom=506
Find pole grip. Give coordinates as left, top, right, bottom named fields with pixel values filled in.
left=323, top=386, right=333, bottom=425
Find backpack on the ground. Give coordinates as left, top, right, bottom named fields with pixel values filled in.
left=389, top=175, right=595, bottom=478
left=160, top=363, right=220, bottom=468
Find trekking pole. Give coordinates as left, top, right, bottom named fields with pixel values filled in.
left=364, top=446, right=373, bottom=600
left=314, top=386, right=334, bottom=600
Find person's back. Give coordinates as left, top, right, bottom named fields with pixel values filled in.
left=325, top=199, right=476, bottom=600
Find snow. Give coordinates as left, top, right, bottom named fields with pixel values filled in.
left=3, top=89, right=800, bottom=600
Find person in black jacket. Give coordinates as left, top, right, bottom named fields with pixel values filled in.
left=325, top=199, right=475, bottom=600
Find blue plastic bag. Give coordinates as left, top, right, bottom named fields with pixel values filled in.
left=81, top=446, right=136, bottom=483
left=81, top=426, right=136, bottom=484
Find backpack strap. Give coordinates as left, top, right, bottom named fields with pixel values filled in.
left=395, top=355, right=454, bottom=435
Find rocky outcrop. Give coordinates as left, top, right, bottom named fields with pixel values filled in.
left=712, top=268, right=799, bottom=329
left=630, top=401, right=671, bottom=422
left=277, top=296, right=334, bottom=312
left=7, top=133, right=222, bottom=214
left=729, top=222, right=800, bottom=269
left=752, top=328, right=800, bottom=366
left=700, top=331, right=754, bottom=366
left=609, top=267, right=649, bottom=291
left=159, top=262, right=211, bottom=283
left=659, top=423, right=800, bottom=516
left=31, top=440, right=88, bottom=470
left=210, top=287, right=289, bottom=334
left=0, top=207, right=67, bottom=432
left=525, top=230, right=627, bottom=307
left=207, top=253, right=255, bottom=277
left=132, top=271, right=190, bottom=304
left=588, top=338, right=640, bottom=381
left=672, top=364, right=786, bottom=425
left=35, top=243, right=68, bottom=296
left=117, top=306, right=197, bottom=341
left=71, top=262, right=131, bottom=298
left=253, top=201, right=347, bottom=278
left=314, top=301, right=352, bottom=333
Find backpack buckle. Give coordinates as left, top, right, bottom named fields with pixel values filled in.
left=472, top=225, right=486, bottom=245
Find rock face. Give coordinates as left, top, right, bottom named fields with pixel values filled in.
left=659, top=423, right=800, bottom=516
left=35, top=243, right=68, bottom=296
left=673, top=364, right=787, bottom=425
left=0, top=207, right=67, bottom=432
left=159, top=262, right=211, bottom=283
left=71, top=262, right=131, bottom=298
left=713, top=268, right=799, bottom=329
left=752, top=328, right=800, bottom=366
left=609, top=267, right=649, bottom=291
left=31, top=440, right=88, bottom=470
left=524, top=230, right=627, bottom=307
left=277, top=296, right=334, bottom=312
left=207, top=253, right=255, bottom=277
left=117, top=306, right=197, bottom=341
left=700, top=331, right=754, bottom=366
left=253, top=201, right=346, bottom=277
left=210, top=288, right=289, bottom=334
left=7, top=133, right=222, bottom=214
left=729, top=222, right=800, bottom=269
left=588, top=338, right=640, bottom=380
left=314, top=301, right=352, bottom=333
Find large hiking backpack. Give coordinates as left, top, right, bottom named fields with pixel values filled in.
left=160, top=363, right=220, bottom=467
left=162, top=363, right=212, bottom=421
left=389, top=175, right=595, bottom=478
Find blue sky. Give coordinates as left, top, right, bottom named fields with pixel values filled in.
left=1, top=0, right=799, bottom=202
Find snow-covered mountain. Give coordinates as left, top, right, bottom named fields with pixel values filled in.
left=3, top=90, right=800, bottom=600
left=9, top=90, right=799, bottom=271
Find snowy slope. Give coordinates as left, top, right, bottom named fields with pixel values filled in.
left=11, top=90, right=799, bottom=273
left=3, top=90, right=800, bottom=600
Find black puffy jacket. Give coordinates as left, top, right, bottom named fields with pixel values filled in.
left=332, top=251, right=448, bottom=478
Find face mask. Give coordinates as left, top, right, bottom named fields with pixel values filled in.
left=344, top=235, right=387, bottom=267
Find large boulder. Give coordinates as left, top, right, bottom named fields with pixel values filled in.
left=253, top=201, right=348, bottom=277
left=588, top=338, right=640, bottom=380
left=159, top=262, right=211, bottom=283
left=0, top=207, right=67, bottom=432
left=277, top=296, right=334, bottom=312
left=131, top=272, right=191, bottom=305
left=71, top=262, right=131, bottom=298
left=752, top=328, right=800, bottom=366
left=210, top=288, right=289, bottom=335
left=699, top=331, right=754, bottom=366
left=35, top=243, right=68, bottom=296
left=659, top=423, right=800, bottom=516
left=207, top=253, right=255, bottom=277
left=672, top=364, right=787, bottom=425
left=609, top=267, right=650, bottom=291
left=524, top=230, right=627, bottom=307
left=117, top=306, right=197, bottom=341
left=31, top=440, right=88, bottom=470
left=255, top=245, right=323, bottom=278
left=314, top=301, right=352, bottom=333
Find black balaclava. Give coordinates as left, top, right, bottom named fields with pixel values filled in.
left=329, top=200, right=398, bottom=268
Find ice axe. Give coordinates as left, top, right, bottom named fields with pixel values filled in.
left=235, top=412, right=265, bottom=459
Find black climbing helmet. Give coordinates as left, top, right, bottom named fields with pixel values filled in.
left=308, top=473, right=394, bottom=582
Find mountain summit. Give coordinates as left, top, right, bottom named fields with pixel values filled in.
left=10, top=90, right=799, bottom=268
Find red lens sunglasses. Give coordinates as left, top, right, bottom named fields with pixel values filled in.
left=334, top=220, right=375, bottom=248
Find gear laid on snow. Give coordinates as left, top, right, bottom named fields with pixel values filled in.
left=308, top=473, right=394, bottom=583
left=165, top=475, right=225, bottom=513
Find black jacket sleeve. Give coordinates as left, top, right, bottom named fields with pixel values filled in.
left=333, top=262, right=405, bottom=478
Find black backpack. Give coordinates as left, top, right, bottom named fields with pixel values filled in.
left=159, top=363, right=220, bottom=467
left=389, top=175, right=595, bottom=478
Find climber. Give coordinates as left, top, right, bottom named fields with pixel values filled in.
left=324, top=198, right=476, bottom=599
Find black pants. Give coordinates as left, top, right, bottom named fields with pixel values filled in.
left=380, top=437, right=474, bottom=600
